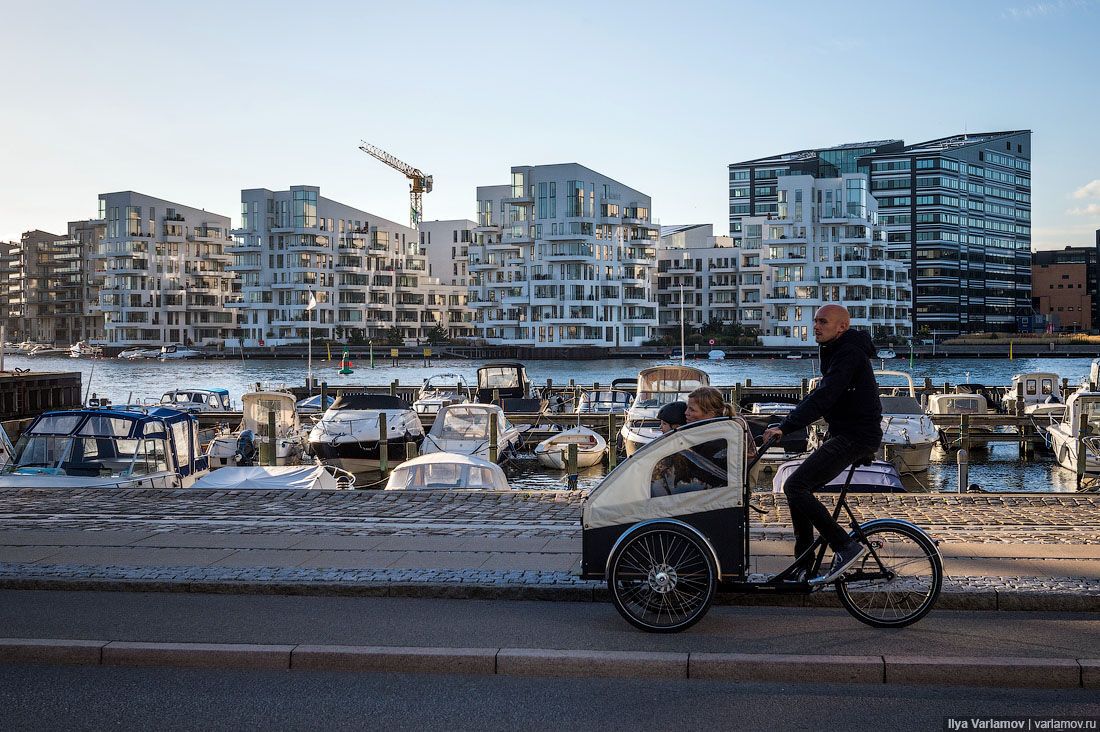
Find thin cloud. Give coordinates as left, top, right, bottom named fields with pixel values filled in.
left=1072, top=179, right=1100, bottom=199
left=1067, top=203, right=1100, bottom=216
left=1003, top=0, right=1095, bottom=19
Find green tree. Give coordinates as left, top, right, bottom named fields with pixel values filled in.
left=425, top=324, right=450, bottom=344
left=384, top=326, right=404, bottom=346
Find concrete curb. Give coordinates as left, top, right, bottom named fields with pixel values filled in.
left=0, top=575, right=1098, bottom=612
left=0, top=638, right=1094, bottom=688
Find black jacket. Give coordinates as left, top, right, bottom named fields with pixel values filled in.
left=778, top=329, right=882, bottom=445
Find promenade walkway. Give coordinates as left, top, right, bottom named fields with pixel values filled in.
left=0, top=489, right=1097, bottom=609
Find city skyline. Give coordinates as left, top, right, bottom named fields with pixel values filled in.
left=1, top=0, right=1098, bottom=249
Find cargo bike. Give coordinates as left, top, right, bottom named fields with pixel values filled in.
left=580, top=418, right=943, bottom=632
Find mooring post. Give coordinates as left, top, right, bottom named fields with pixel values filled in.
left=320, top=382, right=328, bottom=411
left=607, top=413, right=617, bottom=468
left=492, top=388, right=500, bottom=405
left=390, top=380, right=398, bottom=397
left=800, top=378, right=808, bottom=399
left=1015, top=381, right=1026, bottom=460
left=960, top=413, right=970, bottom=454
left=264, top=410, right=277, bottom=465
left=566, top=443, right=579, bottom=490
left=406, top=439, right=418, bottom=460
left=1078, top=411, right=1089, bottom=491
left=924, top=377, right=932, bottom=393
left=489, top=411, right=499, bottom=463
left=1062, top=378, right=1069, bottom=399
left=957, top=446, right=969, bottom=493
left=378, top=416, right=389, bottom=476
left=746, top=378, right=752, bottom=388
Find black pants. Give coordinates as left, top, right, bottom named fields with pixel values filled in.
left=783, top=433, right=880, bottom=564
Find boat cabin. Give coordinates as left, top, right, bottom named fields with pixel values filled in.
left=161, top=388, right=232, bottom=412
left=475, top=362, right=532, bottom=404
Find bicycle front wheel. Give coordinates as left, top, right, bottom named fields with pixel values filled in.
left=836, top=521, right=943, bottom=628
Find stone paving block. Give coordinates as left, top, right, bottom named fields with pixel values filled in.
left=292, top=645, right=496, bottom=674
left=33, top=547, right=236, bottom=567
left=0, top=546, right=65, bottom=563
left=0, top=530, right=157, bottom=547
left=457, top=537, right=553, bottom=552
left=0, top=638, right=106, bottom=665
left=477, top=553, right=579, bottom=572
left=368, top=535, right=473, bottom=551
left=1080, top=659, right=1099, bottom=689
left=939, top=542, right=1100, bottom=559
left=132, top=533, right=306, bottom=550
left=286, top=536, right=389, bottom=551
left=883, top=655, right=1081, bottom=688
left=496, top=648, right=687, bottom=679
left=385, top=552, right=491, bottom=570
left=102, top=642, right=293, bottom=670
left=946, top=558, right=1100, bottom=581
left=690, top=653, right=883, bottom=684
left=539, top=538, right=582, bottom=554
left=292, top=551, right=400, bottom=569
left=210, top=550, right=310, bottom=568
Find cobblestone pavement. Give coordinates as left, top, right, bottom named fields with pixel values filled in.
left=1, top=488, right=1098, bottom=606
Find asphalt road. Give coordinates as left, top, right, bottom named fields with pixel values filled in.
left=0, top=589, right=1097, bottom=659
left=1, top=664, right=1096, bottom=731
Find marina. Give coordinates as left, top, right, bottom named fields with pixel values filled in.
left=1, top=353, right=1098, bottom=494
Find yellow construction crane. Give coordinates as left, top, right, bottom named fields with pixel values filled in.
left=358, top=141, right=433, bottom=229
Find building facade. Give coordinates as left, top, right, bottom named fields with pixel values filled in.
left=1032, top=246, right=1099, bottom=333
left=736, top=174, right=910, bottom=346
left=229, top=186, right=468, bottom=346
left=469, top=164, right=659, bottom=347
left=420, top=219, right=475, bottom=287
left=7, top=229, right=66, bottom=343
left=95, top=192, right=237, bottom=347
left=729, top=131, right=1032, bottom=337
left=655, top=224, right=736, bottom=340
left=37, top=219, right=106, bottom=345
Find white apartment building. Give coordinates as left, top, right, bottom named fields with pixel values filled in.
left=420, top=219, right=475, bottom=287
left=736, top=174, right=911, bottom=346
left=469, top=164, right=659, bottom=347
left=655, top=224, right=736, bottom=340
left=95, top=192, right=237, bottom=347
left=229, top=186, right=468, bottom=346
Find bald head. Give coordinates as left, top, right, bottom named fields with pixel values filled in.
left=813, top=305, right=850, bottom=344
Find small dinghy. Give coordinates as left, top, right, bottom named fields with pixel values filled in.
left=534, top=426, right=607, bottom=470
left=772, top=458, right=905, bottom=493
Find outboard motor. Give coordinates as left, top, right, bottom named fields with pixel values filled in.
left=234, top=429, right=258, bottom=466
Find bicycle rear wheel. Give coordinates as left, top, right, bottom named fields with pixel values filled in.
left=836, top=521, right=942, bottom=628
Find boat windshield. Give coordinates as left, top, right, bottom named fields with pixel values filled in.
left=635, top=368, right=709, bottom=407
left=6, top=433, right=171, bottom=477
left=437, top=408, right=494, bottom=440
left=390, top=462, right=505, bottom=490
left=478, top=367, right=522, bottom=390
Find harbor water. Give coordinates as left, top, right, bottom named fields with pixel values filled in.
left=5, top=353, right=1098, bottom=494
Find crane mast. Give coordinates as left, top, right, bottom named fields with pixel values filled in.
left=358, top=141, right=433, bottom=228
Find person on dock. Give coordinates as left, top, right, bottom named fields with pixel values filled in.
left=762, top=305, right=882, bottom=584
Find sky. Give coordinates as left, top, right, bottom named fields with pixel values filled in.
left=1, top=0, right=1098, bottom=249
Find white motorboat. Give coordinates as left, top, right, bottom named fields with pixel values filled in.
left=772, top=457, right=905, bottom=493
left=384, top=452, right=510, bottom=491
left=307, top=393, right=425, bottom=474
left=413, top=373, right=472, bottom=416
left=295, top=394, right=335, bottom=415
left=1046, top=390, right=1100, bottom=474
left=534, top=426, right=607, bottom=470
left=26, top=344, right=67, bottom=357
left=575, top=388, right=633, bottom=415
left=160, top=388, right=232, bottom=414
left=191, top=465, right=355, bottom=491
left=421, top=403, right=519, bottom=463
left=926, top=392, right=994, bottom=448
left=620, top=365, right=710, bottom=457
left=0, top=405, right=208, bottom=489
left=207, top=391, right=308, bottom=468
left=875, top=348, right=897, bottom=359
left=749, top=402, right=797, bottom=416
left=158, top=344, right=203, bottom=360
left=1001, top=372, right=1066, bottom=418
left=707, top=349, right=726, bottom=361
left=117, top=347, right=161, bottom=360
left=874, top=370, right=938, bottom=473
left=68, top=341, right=103, bottom=359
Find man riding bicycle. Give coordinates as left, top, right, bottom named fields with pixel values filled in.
left=763, top=305, right=882, bottom=584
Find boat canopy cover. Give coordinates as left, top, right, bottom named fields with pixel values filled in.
left=385, top=452, right=509, bottom=491
left=879, top=395, right=924, bottom=415
left=772, top=458, right=903, bottom=493
left=477, top=363, right=528, bottom=390
left=25, top=406, right=191, bottom=438
left=242, top=391, right=299, bottom=434
left=191, top=466, right=345, bottom=490
left=329, top=393, right=408, bottom=411
left=635, top=366, right=710, bottom=406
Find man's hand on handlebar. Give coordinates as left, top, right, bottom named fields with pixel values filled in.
left=762, top=426, right=784, bottom=445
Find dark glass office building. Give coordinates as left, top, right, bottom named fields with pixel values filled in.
left=729, top=131, right=1032, bottom=336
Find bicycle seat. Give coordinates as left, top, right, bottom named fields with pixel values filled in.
left=854, top=453, right=876, bottom=467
